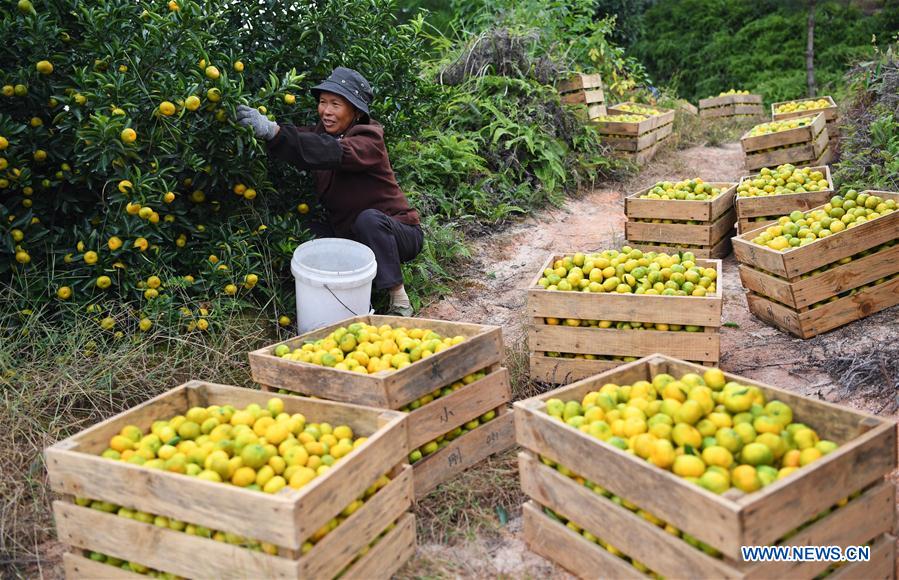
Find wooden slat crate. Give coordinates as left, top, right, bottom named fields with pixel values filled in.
left=45, top=381, right=414, bottom=579
left=733, top=190, right=899, bottom=337
left=624, top=181, right=737, bottom=258
left=558, top=73, right=605, bottom=120
left=741, top=113, right=829, bottom=171
left=772, top=96, right=840, bottom=151
left=699, top=93, right=764, bottom=119
left=593, top=104, right=675, bottom=164
left=61, top=512, right=417, bottom=580
left=249, top=314, right=514, bottom=495
left=520, top=453, right=896, bottom=580
left=735, top=165, right=834, bottom=233
left=514, top=354, right=898, bottom=574
left=527, top=255, right=723, bottom=383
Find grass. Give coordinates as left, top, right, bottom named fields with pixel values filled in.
left=0, top=301, right=279, bottom=576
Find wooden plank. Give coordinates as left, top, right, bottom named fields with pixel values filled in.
left=743, top=482, right=895, bottom=580
left=739, top=243, right=899, bottom=309
left=63, top=552, right=147, bottom=579
left=561, top=88, right=605, bottom=106
left=771, top=96, right=839, bottom=122
left=406, top=367, right=511, bottom=451
left=413, top=407, right=515, bottom=499
left=625, top=181, right=737, bottom=222
left=249, top=317, right=503, bottom=409
left=827, top=534, right=895, bottom=580
left=529, top=324, right=719, bottom=362
left=732, top=190, right=899, bottom=279
left=45, top=383, right=408, bottom=550
left=529, top=354, right=622, bottom=384
left=736, top=166, right=834, bottom=219
left=515, top=400, right=743, bottom=556
left=794, top=276, right=899, bottom=337
left=342, top=513, right=416, bottom=580
left=700, top=93, right=761, bottom=109
left=748, top=276, right=899, bottom=339
left=585, top=103, right=607, bottom=120
left=627, top=234, right=733, bottom=260
left=519, top=452, right=742, bottom=579
left=741, top=112, right=825, bottom=153
left=626, top=206, right=736, bottom=246
left=522, top=501, right=647, bottom=580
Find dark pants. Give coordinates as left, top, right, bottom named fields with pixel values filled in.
left=309, top=209, right=424, bottom=290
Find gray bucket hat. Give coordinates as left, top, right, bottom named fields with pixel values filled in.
left=311, top=67, right=373, bottom=115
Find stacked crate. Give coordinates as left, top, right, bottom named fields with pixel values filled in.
left=516, top=354, right=897, bottom=580
left=698, top=93, right=764, bottom=119
left=527, top=255, right=722, bottom=384
left=47, top=382, right=415, bottom=580
left=772, top=96, right=839, bottom=156
left=735, top=165, right=835, bottom=233
left=741, top=113, right=830, bottom=171
left=249, top=315, right=514, bottom=499
left=594, top=103, right=675, bottom=164
left=733, top=191, right=899, bottom=338
left=557, top=73, right=605, bottom=121
left=624, top=181, right=738, bottom=258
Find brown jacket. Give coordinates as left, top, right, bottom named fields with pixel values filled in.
left=266, top=120, right=420, bottom=236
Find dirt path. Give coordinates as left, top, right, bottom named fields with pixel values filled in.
left=409, top=141, right=899, bottom=577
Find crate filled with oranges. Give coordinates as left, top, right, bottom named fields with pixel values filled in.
left=527, top=249, right=722, bottom=384
left=249, top=315, right=514, bottom=498
left=46, top=382, right=415, bottom=579
left=515, top=354, right=896, bottom=580
left=733, top=190, right=899, bottom=338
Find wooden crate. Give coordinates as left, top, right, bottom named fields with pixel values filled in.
left=45, top=380, right=412, bottom=579
left=527, top=255, right=723, bottom=383
left=741, top=113, right=829, bottom=171
left=733, top=190, right=899, bottom=278
left=520, top=453, right=896, bottom=580
left=558, top=73, right=606, bottom=120
left=249, top=315, right=503, bottom=410
left=61, top=511, right=417, bottom=580
left=625, top=181, right=737, bottom=256
left=249, top=315, right=514, bottom=494
left=514, top=354, right=898, bottom=564
left=699, top=93, right=764, bottom=119
left=735, top=165, right=834, bottom=233
left=410, top=405, right=516, bottom=499
left=734, top=190, right=899, bottom=337
left=772, top=95, right=840, bottom=151
left=593, top=105, right=675, bottom=164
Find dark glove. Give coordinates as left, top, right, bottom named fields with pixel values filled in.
left=236, top=104, right=278, bottom=140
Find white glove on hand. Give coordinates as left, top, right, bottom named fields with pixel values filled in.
left=236, top=104, right=278, bottom=140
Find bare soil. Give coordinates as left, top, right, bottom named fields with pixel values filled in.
left=408, top=141, right=899, bottom=577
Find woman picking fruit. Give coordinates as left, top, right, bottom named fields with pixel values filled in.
left=236, top=67, right=422, bottom=316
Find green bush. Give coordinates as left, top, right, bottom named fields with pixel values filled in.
left=633, top=0, right=899, bottom=103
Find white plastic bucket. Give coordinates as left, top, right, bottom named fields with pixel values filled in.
left=290, top=238, right=377, bottom=333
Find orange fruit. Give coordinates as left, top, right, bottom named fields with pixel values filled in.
left=120, top=128, right=137, bottom=144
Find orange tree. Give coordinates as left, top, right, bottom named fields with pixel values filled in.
left=0, top=0, right=430, bottom=334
